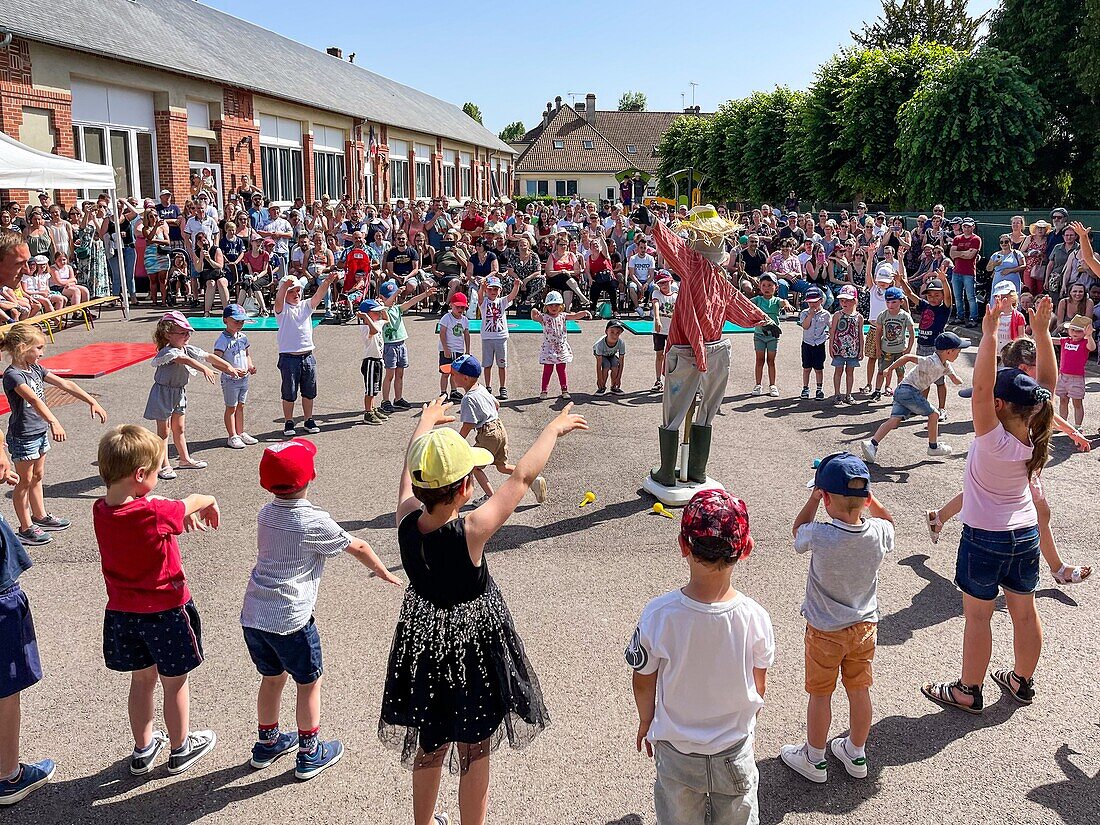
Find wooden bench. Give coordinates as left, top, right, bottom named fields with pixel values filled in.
left=0, top=296, right=121, bottom=343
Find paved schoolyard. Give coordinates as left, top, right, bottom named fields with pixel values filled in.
left=7, top=308, right=1098, bottom=825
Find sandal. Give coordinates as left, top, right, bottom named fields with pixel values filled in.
left=157, top=468, right=178, bottom=480
left=176, top=460, right=208, bottom=470
left=926, top=509, right=943, bottom=545
left=860, top=385, right=872, bottom=395
left=921, top=679, right=984, bottom=714
left=991, top=669, right=1035, bottom=705
left=1052, top=564, right=1091, bottom=585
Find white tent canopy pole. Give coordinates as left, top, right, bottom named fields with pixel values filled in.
left=0, top=130, right=129, bottom=318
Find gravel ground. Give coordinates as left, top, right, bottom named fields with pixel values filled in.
left=7, top=309, right=1098, bottom=825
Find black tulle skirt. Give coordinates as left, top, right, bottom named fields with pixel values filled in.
left=378, top=577, right=549, bottom=774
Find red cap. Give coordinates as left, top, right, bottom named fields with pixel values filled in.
left=449, top=292, right=468, bottom=307
left=259, top=438, right=317, bottom=494
left=680, top=489, right=751, bottom=556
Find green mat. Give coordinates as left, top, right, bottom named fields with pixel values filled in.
left=621, top=320, right=872, bottom=335
left=187, top=316, right=321, bottom=332
left=463, top=319, right=581, bottom=334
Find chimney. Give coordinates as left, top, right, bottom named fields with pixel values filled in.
left=585, top=93, right=596, bottom=124
left=543, top=102, right=553, bottom=127
left=348, top=52, right=356, bottom=64
left=554, top=96, right=562, bottom=110
left=326, top=46, right=342, bottom=59
left=683, top=104, right=701, bottom=114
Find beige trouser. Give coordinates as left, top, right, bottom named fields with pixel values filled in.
left=662, top=340, right=732, bottom=431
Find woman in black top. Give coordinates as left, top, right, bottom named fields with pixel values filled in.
left=381, top=400, right=586, bottom=825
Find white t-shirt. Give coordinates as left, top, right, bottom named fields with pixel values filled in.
left=438, top=311, right=469, bottom=353
left=868, top=279, right=890, bottom=322
left=629, top=254, right=656, bottom=284
left=625, top=589, right=774, bottom=755
left=480, top=297, right=511, bottom=340
left=276, top=300, right=315, bottom=354
left=360, top=319, right=383, bottom=359
left=184, top=215, right=218, bottom=248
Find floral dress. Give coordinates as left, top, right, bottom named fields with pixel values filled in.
left=509, top=252, right=543, bottom=305
left=538, top=312, right=572, bottom=364
left=76, top=225, right=110, bottom=297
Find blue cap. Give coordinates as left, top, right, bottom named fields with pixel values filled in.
left=485, top=276, right=502, bottom=288
left=884, top=286, right=904, bottom=300
left=811, top=451, right=870, bottom=498
left=358, top=299, right=383, bottom=314
left=934, top=331, right=966, bottom=351
left=222, top=303, right=247, bottom=320
left=379, top=280, right=399, bottom=299
left=804, top=287, right=824, bottom=302
left=442, top=353, right=482, bottom=378
left=994, top=368, right=1052, bottom=406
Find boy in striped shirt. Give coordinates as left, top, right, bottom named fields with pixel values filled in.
left=241, top=438, right=400, bottom=779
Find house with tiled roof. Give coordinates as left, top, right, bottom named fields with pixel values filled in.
left=513, top=93, right=707, bottom=202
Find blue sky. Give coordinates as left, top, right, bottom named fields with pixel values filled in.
left=206, top=0, right=1000, bottom=134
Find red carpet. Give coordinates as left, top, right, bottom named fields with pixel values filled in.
left=39, top=342, right=157, bottom=379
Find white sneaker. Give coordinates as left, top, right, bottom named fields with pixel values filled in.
left=928, top=443, right=953, bottom=457
left=751, top=385, right=763, bottom=396
left=937, top=408, right=949, bottom=422
left=768, top=385, right=779, bottom=397
left=239, top=433, right=259, bottom=445
left=830, top=736, right=868, bottom=779
left=860, top=439, right=878, bottom=463
left=226, top=436, right=245, bottom=450
left=780, top=743, right=827, bottom=783
left=532, top=475, right=548, bottom=503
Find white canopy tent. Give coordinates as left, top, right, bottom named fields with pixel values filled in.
left=0, top=130, right=130, bottom=317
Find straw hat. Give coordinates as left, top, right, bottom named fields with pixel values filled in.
left=1029, top=220, right=1050, bottom=234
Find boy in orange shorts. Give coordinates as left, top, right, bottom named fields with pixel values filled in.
left=781, top=452, right=893, bottom=783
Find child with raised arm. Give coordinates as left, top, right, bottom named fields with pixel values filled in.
left=93, top=424, right=222, bottom=776
left=871, top=286, right=914, bottom=400
left=860, top=331, right=966, bottom=465
left=357, top=299, right=388, bottom=425
left=532, top=291, right=590, bottom=399
left=1054, top=314, right=1095, bottom=428
left=242, top=438, right=400, bottom=780
left=781, top=452, right=893, bottom=783
left=479, top=274, right=520, bottom=398
left=1, top=324, right=107, bottom=545
left=626, top=489, right=772, bottom=824
left=145, top=311, right=243, bottom=479
left=378, top=279, right=437, bottom=414
left=438, top=293, right=470, bottom=401
left=214, top=304, right=257, bottom=450
left=275, top=270, right=339, bottom=437
left=380, top=397, right=586, bottom=825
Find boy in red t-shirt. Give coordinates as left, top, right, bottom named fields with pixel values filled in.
left=92, top=424, right=221, bottom=777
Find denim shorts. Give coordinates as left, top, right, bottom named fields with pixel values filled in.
left=277, top=352, right=317, bottom=402
left=831, top=356, right=860, bottom=369
left=221, top=377, right=249, bottom=407
left=6, top=432, right=49, bottom=462
left=955, top=524, right=1041, bottom=600
left=654, top=738, right=758, bottom=825
left=890, top=383, right=935, bottom=419
left=0, top=583, right=43, bottom=699
left=103, top=600, right=204, bottom=677
left=243, top=617, right=323, bottom=684
left=383, top=341, right=409, bottom=370
left=753, top=333, right=778, bottom=353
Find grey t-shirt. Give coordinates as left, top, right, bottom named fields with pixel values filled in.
left=459, top=385, right=499, bottom=428
left=593, top=336, right=626, bottom=358
left=3, top=363, right=49, bottom=438
left=793, top=517, right=893, bottom=631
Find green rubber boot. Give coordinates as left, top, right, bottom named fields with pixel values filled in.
left=687, top=424, right=713, bottom=484
left=650, top=427, right=680, bottom=487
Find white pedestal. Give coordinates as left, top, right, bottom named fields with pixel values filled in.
left=642, top=473, right=725, bottom=507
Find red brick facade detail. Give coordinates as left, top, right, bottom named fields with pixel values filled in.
left=0, top=38, right=33, bottom=86
left=301, top=132, right=315, bottom=203
left=212, top=88, right=260, bottom=194
left=154, top=109, right=190, bottom=200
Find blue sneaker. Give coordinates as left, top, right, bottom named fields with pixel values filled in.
left=0, top=760, right=56, bottom=806
left=250, top=731, right=299, bottom=769
left=294, top=739, right=343, bottom=781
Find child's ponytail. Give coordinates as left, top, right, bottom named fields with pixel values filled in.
left=152, top=318, right=175, bottom=349
left=1024, top=390, right=1054, bottom=480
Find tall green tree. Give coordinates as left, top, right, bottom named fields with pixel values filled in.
left=618, top=91, right=647, bottom=112
left=655, top=116, right=711, bottom=198
left=798, top=50, right=865, bottom=202
left=462, top=102, right=483, bottom=124
left=896, top=49, right=1047, bottom=209
left=498, top=121, right=526, bottom=143
left=836, top=40, right=956, bottom=201
left=852, top=0, right=987, bottom=50
left=741, top=88, right=805, bottom=204
left=706, top=98, right=751, bottom=201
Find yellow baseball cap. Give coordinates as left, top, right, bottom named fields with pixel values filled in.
left=407, top=427, right=493, bottom=488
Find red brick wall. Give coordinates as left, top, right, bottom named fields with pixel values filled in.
left=212, top=88, right=260, bottom=194
left=154, top=109, right=189, bottom=202
left=301, top=132, right=315, bottom=203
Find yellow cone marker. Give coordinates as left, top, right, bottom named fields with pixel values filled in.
left=578, top=491, right=596, bottom=508
left=652, top=502, right=676, bottom=519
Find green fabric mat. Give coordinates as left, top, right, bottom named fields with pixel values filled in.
left=186, top=316, right=320, bottom=332
left=620, top=320, right=872, bottom=335
left=465, top=319, right=581, bottom=333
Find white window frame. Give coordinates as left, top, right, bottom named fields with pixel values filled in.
left=71, top=122, right=158, bottom=201
left=314, top=150, right=342, bottom=201
left=553, top=140, right=564, bottom=150
left=460, top=151, right=472, bottom=198
left=414, top=143, right=432, bottom=198
left=389, top=139, right=410, bottom=200
left=261, top=145, right=304, bottom=203
left=442, top=149, right=456, bottom=198
left=555, top=180, right=577, bottom=197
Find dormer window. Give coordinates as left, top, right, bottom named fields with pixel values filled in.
left=626, top=144, right=637, bottom=154
left=553, top=140, right=564, bottom=150
left=583, top=140, right=593, bottom=150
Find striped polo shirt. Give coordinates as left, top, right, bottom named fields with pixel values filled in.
left=240, top=498, right=351, bottom=635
